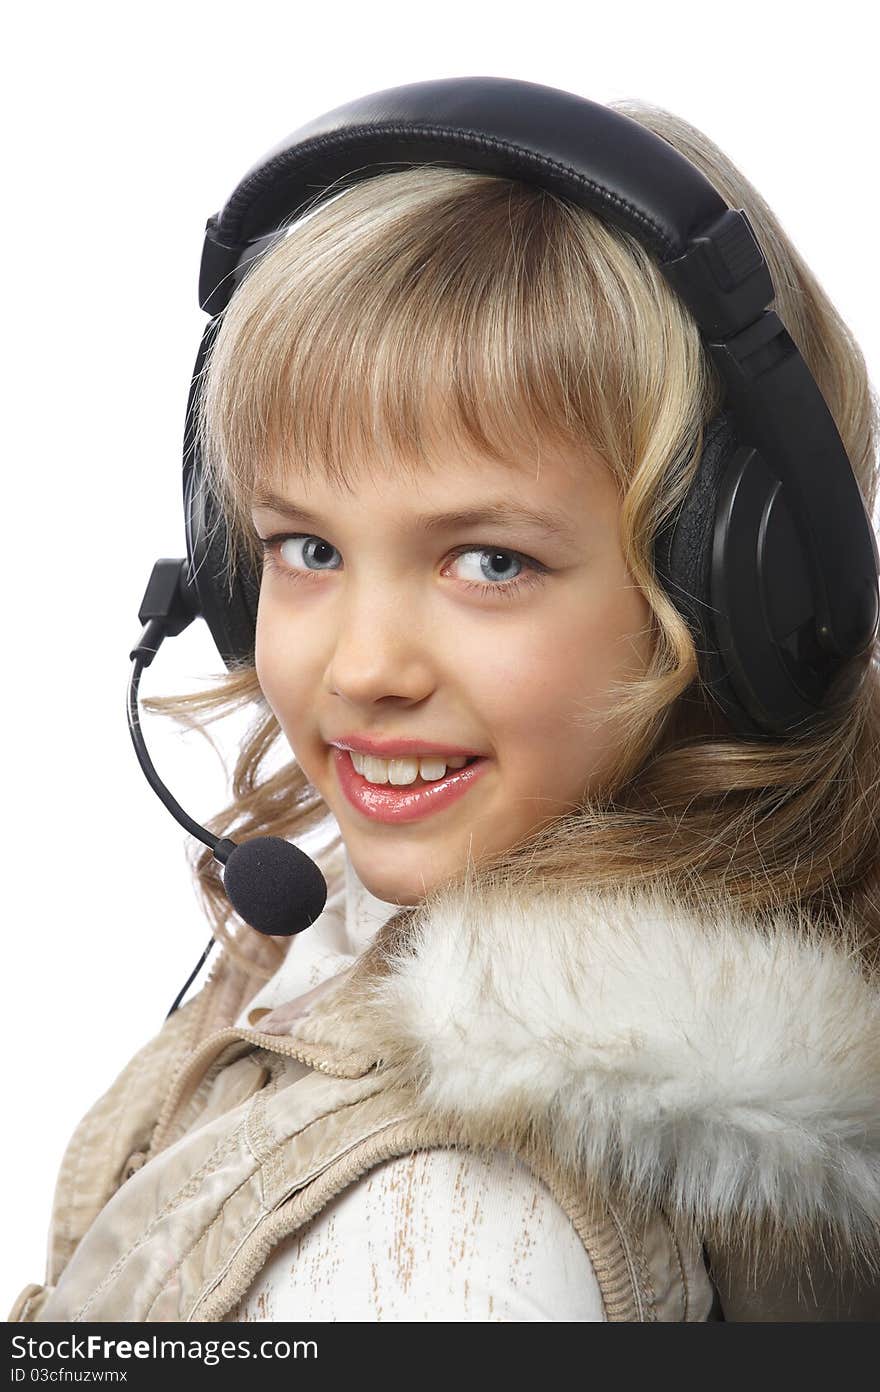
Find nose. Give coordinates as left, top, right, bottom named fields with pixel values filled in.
left=325, top=582, right=435, bottom=706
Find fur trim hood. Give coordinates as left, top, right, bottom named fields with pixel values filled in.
left=262, top=873, right=880, bottom=1268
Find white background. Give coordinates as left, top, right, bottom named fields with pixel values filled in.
left=3, top=0, right=877, bottom=1313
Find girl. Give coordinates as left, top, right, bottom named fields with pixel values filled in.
left=10, top=77, right=880, bottom=1322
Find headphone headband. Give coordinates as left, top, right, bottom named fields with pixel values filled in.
left=199, top=74, right=732, bottom=311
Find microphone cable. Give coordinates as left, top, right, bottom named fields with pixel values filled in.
left=127, top=558, right=328, bottom=1019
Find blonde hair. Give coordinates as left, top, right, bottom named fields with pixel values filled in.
left=144, top=98, right=880, bottom=980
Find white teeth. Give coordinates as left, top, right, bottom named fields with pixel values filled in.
left=350, top=751, right=471, bottom=785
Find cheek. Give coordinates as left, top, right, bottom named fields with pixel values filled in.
left=490, top=584, right=651, bottom=747
left=253, top=606, right=276, bottom=700
left=253, top=602, right=311, bottom=722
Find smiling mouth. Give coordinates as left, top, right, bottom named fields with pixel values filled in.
left=331, top=746, right=491, bottom=823
left=350, top=753, right=481, bottom=787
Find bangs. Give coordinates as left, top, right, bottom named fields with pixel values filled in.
left=195, top=164, right=707, bottom=588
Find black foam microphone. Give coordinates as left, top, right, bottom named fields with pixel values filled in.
left=128, top=559, right=328, bottom=1018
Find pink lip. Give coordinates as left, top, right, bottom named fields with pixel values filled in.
left=332, top=747, right=490, bottom=824
left=329, top=734, right=482, bottom=758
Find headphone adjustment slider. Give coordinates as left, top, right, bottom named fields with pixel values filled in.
left=660, top=208, right=775, bottom=340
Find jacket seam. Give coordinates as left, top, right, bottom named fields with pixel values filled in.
left=150, top=1092, right=399, bottom=1321
left=243, top=1061, right=286, bottom=1202
left=145, top=1168, right=270, bottom=1322
left=191, top=1124, right=457, bottom=1321
left=59, top=1039, right=152, bottom=1266
left=73, top=1119, right=250, bottom=1322
left=660, top=1207, right=690, bottom=1321
left=151, top=1040, right=255, bottom=1157
left=603, top=1200, right=651, bottom=1321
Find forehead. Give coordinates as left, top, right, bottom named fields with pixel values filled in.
left=252, top=435, right=619, bottom=535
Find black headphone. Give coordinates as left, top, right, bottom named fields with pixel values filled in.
left=125, top=76, right=880, bottom=1010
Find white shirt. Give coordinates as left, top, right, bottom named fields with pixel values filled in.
left=227, top=838, right=606, bottom=1322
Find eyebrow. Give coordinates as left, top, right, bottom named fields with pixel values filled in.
left=250, top=490, right=580, bottom=543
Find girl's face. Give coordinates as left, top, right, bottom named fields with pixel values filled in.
left=251, top=440, right=653, bottom=906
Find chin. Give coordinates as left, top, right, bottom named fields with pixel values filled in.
left=345, top=854, right=436, bottom=908
left=341, top=821, right=484, bottom=908
left=358, top=871, right=424, bottom=908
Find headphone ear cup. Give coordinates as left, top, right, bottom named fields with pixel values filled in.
left=182, top=320, right=260, bottom=671
left=654, top=410, right=843, bottom=738
left=183, top=461, right=260, bottom=670
left=653, top=410, right=762, bottom=734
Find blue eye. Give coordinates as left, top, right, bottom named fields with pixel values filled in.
left=277, top=535, right=341, bottom=572
left=453, top=548, right=524, bottom=587
left=256, top=533, right=551, bottom=601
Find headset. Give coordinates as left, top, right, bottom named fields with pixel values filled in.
left=124, top=76, right=880, bottom=1013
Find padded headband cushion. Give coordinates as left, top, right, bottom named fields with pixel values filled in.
left=200, top=75, right=730, bottom=318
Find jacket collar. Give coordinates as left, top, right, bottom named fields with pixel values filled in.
left=255, top=863, right=880, bottom=1260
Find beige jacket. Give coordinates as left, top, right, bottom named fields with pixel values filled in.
left=10, top=863, right=880, bottom=1322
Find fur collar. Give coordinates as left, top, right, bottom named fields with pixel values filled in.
left=265, top=872, right=880, bottom=1265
